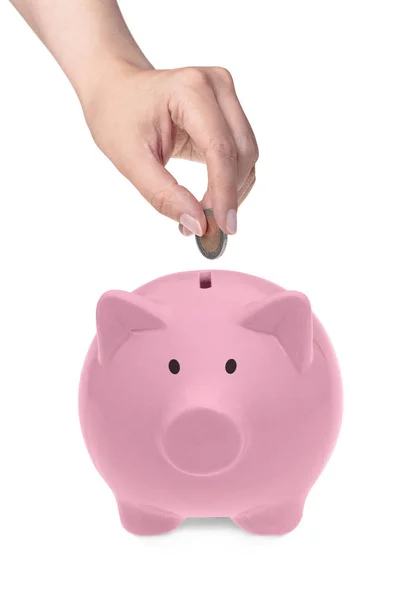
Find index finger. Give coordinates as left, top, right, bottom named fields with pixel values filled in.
left=176, top=84, right=239, bottom=234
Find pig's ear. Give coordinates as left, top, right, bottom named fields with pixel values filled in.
left=96, top=291, right=166, bottom=365
left=240, top=291, right=313, bottom=372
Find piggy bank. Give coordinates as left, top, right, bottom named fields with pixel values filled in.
left=79, top=270, right=342, bottom=535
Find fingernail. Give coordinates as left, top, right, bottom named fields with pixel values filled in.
left=226, top=209, right=237, bottom=234
left=181, top=225, right=193, bottom=236
left=180, top=214, right=202, bottom=236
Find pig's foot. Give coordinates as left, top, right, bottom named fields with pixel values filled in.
left=117, top=502, right=183, bottom=536
left=233, top=502, right=304, bottom=536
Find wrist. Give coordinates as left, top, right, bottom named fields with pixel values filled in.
left=71, top=40, right=153, bottom=107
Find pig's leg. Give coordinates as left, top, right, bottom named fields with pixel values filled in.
left=117, top=501, right=183, bottom=535
left=232, top=502, right=304, bottom=535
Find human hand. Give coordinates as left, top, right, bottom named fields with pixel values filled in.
left=81, top=62, right=258, bottom=236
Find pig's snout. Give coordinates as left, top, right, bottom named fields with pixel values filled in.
left=162, top=408, right=243, bottom=475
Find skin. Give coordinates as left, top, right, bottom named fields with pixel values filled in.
left=9, top=0, right=258, bottom=236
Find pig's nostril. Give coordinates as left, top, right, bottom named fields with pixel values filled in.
left=162, top=408, right=243, bottom=475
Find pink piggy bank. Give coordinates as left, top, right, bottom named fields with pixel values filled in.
left=79, top=270, right=342, bottom=535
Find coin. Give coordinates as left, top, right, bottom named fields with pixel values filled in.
left=195, top=208, right=228, bottom=260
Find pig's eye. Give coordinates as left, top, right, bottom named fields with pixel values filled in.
left=225, top=359, right=237, bottom=374
left=168, top=359, right=180, bottom=374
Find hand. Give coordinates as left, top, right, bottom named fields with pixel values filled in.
left=81, top=62, right=258, bottom=236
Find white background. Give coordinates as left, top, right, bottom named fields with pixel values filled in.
left=1, top=1, right=399, bottom=598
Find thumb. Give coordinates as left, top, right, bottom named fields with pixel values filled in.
left=129, top=155, right=206, bottom=236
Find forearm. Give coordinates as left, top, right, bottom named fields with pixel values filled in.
left=9, top=0, right=153, bottom=100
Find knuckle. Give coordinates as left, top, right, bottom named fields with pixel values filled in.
left=180, top=67, right=210, bottom=89
left=241, top=136, right=259, bottom=162
left=209, top=138, right=238, bottom=161
left=253, top=143, right=260, bottom=162
left=150, top=187, right=174, bottom=218
left=248, top=166, right=256, bottom=184
left=212, top=66, right=234, bottom=87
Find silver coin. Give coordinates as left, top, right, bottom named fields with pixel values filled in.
left=195, top=208, right=228, bottom=260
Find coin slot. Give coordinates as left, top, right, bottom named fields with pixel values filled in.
left=199, top=271, right=212, bottom=289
